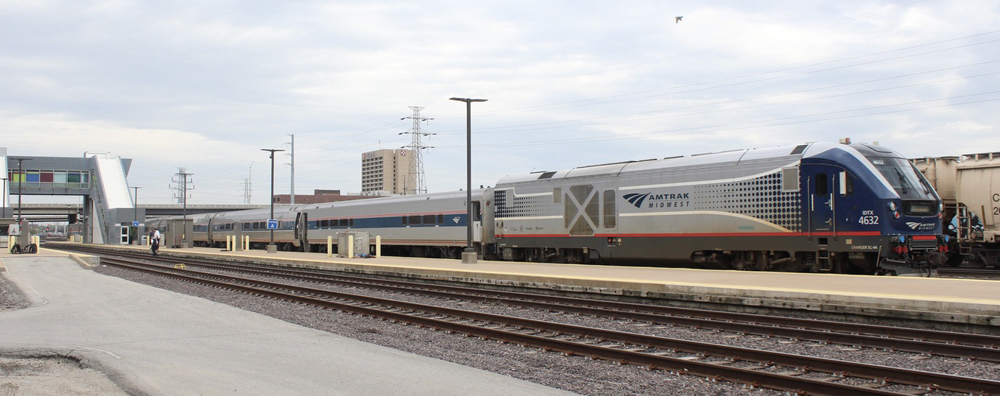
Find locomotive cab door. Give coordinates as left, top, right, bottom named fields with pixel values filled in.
left=295, top=212, right=308, bottom=251
left=804, top=165, right=838, bottom=238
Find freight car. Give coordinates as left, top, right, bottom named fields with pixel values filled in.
left=179, top=141, right=941, bottom=275
left=912, top=153, right=1000, bottom=268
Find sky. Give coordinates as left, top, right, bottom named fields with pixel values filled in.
left=2, top=0, right=999, bottom=205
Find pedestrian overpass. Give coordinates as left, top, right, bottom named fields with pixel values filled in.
left=2, top=147, right=141, bottom=245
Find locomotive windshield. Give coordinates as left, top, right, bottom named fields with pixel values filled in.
left=866, top=157, right=936, bottom=201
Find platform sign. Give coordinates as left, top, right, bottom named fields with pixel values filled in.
left=267, top=219, right=279, bottom=230
left=132, top=221, right=139, bottom=227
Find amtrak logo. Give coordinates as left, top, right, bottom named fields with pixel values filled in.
left=452, top=217, right=461, bottom=224
left=623, top=191, right=692, bottom=209
left=906, top=221, right=937, bottom=231
left=623, top=193, right=651, bottom=208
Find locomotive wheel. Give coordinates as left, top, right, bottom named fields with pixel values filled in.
left=969, top=253, right=988, bottom=269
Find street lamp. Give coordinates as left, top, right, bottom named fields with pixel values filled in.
left=261, top=148, right=284, bottom=253
left=132, top=186, right=141, bottom=244
left=449, top=97, right=487, bottom=264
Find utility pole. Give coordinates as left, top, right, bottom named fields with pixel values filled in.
left=171, top=168, right=194, bottom=247
left=399, top=106, right=434, bottom=194
left=132, top=186, right=141, bottom=244
left=286, top=134, right=295, bottom=204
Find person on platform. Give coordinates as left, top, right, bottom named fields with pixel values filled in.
left=150, top=229, right=161, bottom=256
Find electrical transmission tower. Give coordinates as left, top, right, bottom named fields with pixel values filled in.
left=399, top=106, right=434, bottom=195
left=241, top=178, right=252, bottom=204
left=170, top=168, right=195, bottom=204
left=243, top=161, right=254, bottom=204
left=170, top=168, right=195, bottom=247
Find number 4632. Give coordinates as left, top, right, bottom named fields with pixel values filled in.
left=858, top=215, right=879, bottom=225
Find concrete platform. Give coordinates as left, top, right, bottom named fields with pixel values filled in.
left=48, top=242, right=1000, bottom=331
left=0, top=254, right=573, bottom=395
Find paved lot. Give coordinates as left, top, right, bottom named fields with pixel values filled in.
left=0, top=255, right=574, bottom=395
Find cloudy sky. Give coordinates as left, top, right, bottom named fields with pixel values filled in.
left=2, top=0, right=999, bottom=205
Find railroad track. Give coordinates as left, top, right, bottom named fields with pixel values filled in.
left=58, top=244, right=1000, bottom=363
left=60, top=247, right=1000, bottom=395
left=936, top=267, right=1000, bottom=279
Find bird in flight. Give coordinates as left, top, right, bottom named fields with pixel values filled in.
left=675, top=16, right=683, bottom=23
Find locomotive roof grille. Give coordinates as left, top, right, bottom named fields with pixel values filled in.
left=496, top=143, right=818, bottom=186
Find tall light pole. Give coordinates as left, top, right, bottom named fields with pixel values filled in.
left=132, top=186, right=141, bottom=244
left=449, top=97, right=487, bottom=263
left=287, top=134, right=295, bottom=204
left=261, top=148, right=284, bottom=253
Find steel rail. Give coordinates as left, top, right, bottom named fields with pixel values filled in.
left=177, top=256, right=1000, bottom=362
left=101, top=257, right=1000, bottom=396
left=60, top=245, right=1000, bottom=360
left=936, top=267, right=1000, bottom=278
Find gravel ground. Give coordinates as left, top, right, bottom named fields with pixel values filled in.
left=92, top=263, right=1000, bottom=395
left=206, top=265, right=1000, bottom=382
left=0, top=275, right=29, bottom=311
left=93, top=264, right=786, bottom=396
left=6, top=256, right=993, bottom=395
left=0, top=355, right=127, bottom=396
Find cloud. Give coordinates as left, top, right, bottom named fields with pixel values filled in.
left=1, top=0, right=998, bottom=205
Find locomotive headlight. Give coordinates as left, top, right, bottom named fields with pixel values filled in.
left=888, top=202, right=897, bottom=211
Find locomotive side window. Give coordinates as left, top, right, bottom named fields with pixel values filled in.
left=408, top=215, right=421, bottom=225
left=815, top=174, right=828, bottom=195
left=423, top=214, right=436, bottom=224
left=839, top=171, right=854, bottom=196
